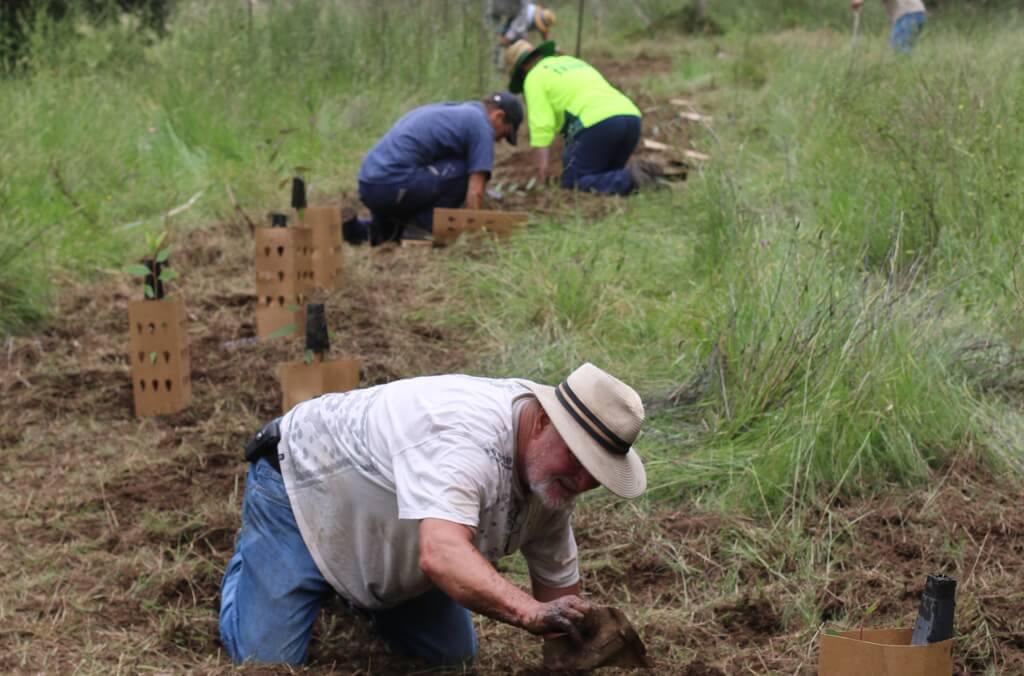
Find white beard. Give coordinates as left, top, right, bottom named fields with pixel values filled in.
left=530, top=477, right=576, bottom=511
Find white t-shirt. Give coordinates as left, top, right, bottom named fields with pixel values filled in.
left=278, top=374, right=580, bottom=610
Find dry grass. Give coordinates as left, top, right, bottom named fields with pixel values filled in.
left=2, top=209, right=1022, bottom=674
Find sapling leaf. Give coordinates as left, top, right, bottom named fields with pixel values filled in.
left=285, top=304, right=302, bottom=313
left=267, top=323, right=297, bottom=339
left=525, top=177, right=537, bottom=191
left=159, top=268, right=179, bottom=282
left=156, top=248, right=170, bottom=263
left=126, top=264, right=152, bottom=277
left=824, top=629, right=841, bottom=636
left=149, top=351, right=158, bottom=364
left=303, top=349, right=314, bottom=365
left=144, top=283, right=156, bottom=299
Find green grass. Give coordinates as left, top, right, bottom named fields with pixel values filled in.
left=0, top=0, right=494, bottom=332
left=441, top=11, right=1024, bottom=512
left=3, top=0, right=1023, bottom=513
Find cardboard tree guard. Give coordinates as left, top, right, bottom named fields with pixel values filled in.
left=278, top=357, right=360, bottom=413
left=128, top=297, right=191, bottom=417
left=431, top=208, right=529, bottom=246
left=818, top=628, right=953, bottom=676
left=299, top=206, right=344, bottom=291
left=254, top=226, right=314, bottom=339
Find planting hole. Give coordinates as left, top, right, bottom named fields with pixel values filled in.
left=139, top=379, right=146, bottom=391
left=152, top=379, right=160, bottom=391
left=278, top=271, right=285, bottom=281
left=277, top=296, right=285, bottom=306
left=264, top=246, right=271, bottom=257
left=147, top=322, right=156, bottom=334
left=136, top=323, right=143, bottom=334
left=277, top=246, right=285, bottom=256
left=163, top=351, right=171, bottom=363
left=165, top=379, right=173, bottom=391
left=138, top=351, right=145, bottom=363
left=161, top=321, right=168, bottom=331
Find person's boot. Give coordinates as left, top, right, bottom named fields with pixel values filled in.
left=341, top=206, right=369, bottom=245
left=627, top=158, right=665, bottom=192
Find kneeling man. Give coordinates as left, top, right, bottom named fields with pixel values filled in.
left=344, top=92, right=523, bottom=245
left=219, top=363, right=647, bottom=666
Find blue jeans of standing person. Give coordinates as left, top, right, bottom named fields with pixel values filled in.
left=561, top=114, right=642, bottom=196
left=891, top=11, right=925, bottom=52
left=356, top=158, right=470, bottom=244
left=219, top=458, right=477, bottom=666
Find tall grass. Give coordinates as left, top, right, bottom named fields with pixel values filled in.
left=444, top=11, right=1024, bottom=511
left=0, top=0, right=492, bottom=333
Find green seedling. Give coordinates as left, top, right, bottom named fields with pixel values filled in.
left=266, top=323, right=297, bottom=340
left=125, top=230, right=177, bottom=299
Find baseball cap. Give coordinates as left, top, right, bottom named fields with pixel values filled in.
left=489, top=91, right=523, bottom=146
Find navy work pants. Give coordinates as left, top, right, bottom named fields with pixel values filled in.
left=358, top=158, right=469, bottom=244
left=561, top=115, right=641, bottom=196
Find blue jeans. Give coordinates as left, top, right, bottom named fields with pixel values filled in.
left=357, top=158, right=470, bottom=244
left=561, top=115, right=641, bottom=196
left=219, top=458, right=477, bottom=666
left=891, top=12, right=925, bottom=52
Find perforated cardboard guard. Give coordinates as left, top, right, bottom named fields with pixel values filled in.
left=128, top=297, right=191, bottom=417
left=431, top=208, right=529, bottom=246
left=254, top=226, right=313, bottom=339
left=299, top=206, right=344, bottom=291
left=278, top=357, right=360, bottom=412
left=818, top=628, right=953, bottom=676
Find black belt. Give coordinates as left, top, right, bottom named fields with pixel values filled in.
left=243, top=418, right=282, bottom=472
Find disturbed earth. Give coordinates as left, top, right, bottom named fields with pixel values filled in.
left=2, top=216, right=1023, bottom=675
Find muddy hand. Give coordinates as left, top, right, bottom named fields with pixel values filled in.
left=524, top=596, right=591, bottom=644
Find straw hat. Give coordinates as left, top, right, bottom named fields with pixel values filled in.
left=522, top=363, right=647, bottom=499
left=534, top=6, right=556, bottom=35
left=505, top=39, right=557, bottom=94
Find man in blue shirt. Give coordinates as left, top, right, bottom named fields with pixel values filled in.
left=344, top=92, right=523, bottom=245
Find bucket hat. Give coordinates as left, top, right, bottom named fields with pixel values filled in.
left=521, top=363, right=647, bottom=499
left=505, top=39, right=557, bottom=94
left=534, top=6, right=556, bottom=35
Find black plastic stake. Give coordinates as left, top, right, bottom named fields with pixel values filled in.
left=271, top=212, right=288, bottom=228
left=911, top=575, right=956, bottom=645
left=292, top=177, right=307, bottom=211
left=305, top=303, right=329, bottom=354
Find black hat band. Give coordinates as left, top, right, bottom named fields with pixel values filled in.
left=555, top=381, right=631, bottom=456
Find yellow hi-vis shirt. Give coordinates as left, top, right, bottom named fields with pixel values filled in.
left=523, top=55, right=641, bottom=148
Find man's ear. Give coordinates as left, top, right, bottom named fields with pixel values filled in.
left=534, top=404, right=551, bottom=433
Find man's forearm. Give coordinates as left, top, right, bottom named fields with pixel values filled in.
left=466, top=172, right=487, bottom=210
left=532, top=578, right=581, bottom=603
left=420, top=522, right=540, bottom=628
left=535, top=146, right=551, bottom=182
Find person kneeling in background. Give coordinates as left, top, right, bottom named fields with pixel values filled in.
left=487, top=1, right=557, bottom=69
left=505, top=40, right=662, bottom=196
left=343, top=92, right=523, bottom=246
